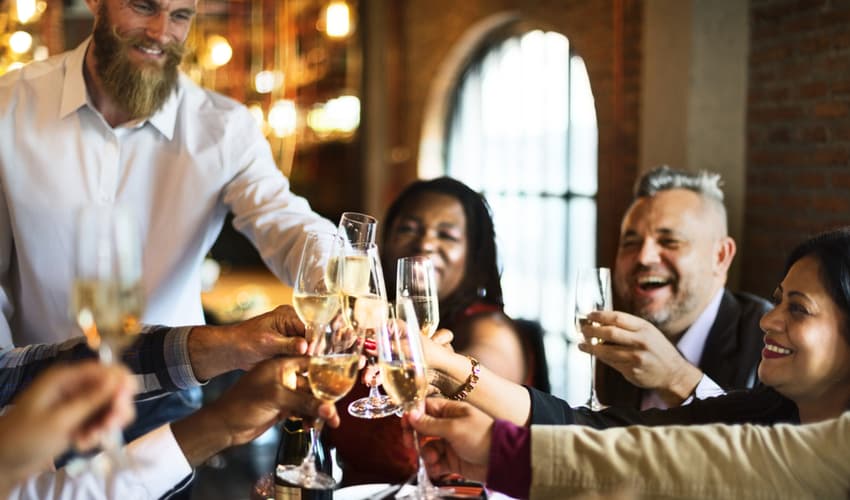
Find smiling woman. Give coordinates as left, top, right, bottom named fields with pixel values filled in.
left=758, top=231, right=850, bottom=423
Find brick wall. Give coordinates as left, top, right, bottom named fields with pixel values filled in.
left=387, top=0, right=642, bottom=266
left=744, top=0, right=850, bottom=296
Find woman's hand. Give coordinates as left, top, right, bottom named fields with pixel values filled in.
left=401, top=397, right=492, bottom=482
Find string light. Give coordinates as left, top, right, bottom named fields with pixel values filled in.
left=324, top=1, right=351, bottom=38
left=9, top=31, right=33, bottom=54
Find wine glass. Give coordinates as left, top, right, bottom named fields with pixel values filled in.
left=378, top=298, right=453, bottom=500
left=344, top=243, right=401, bottom=419
left=70, top=204, right=145, bottom=468
left=574, top=267, right=613, bottom=411
left=338, top=211, right=377, bottom=247
left=278, top=231, right=361, bottom=490
left=396, top=256, right=440, bottom=338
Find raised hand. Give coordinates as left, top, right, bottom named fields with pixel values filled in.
left=172, top=357, right=338, bottom=467
left=579, top=310, right=703, bottom=406
left=0, top=362, right=136, bottom=489
left=402, top=398, right=492, bottom=482
left=188, top=305, right=309, bottom=381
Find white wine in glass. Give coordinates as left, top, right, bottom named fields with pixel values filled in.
left=343, top=243, right=400, bottom=420
left=396, top=256, right=440, bottom=338
left=70, top=204, right=145, bottom=472
left=278, top=231, right=359, bottom=490
left=378, top=298, right=452, bottom=500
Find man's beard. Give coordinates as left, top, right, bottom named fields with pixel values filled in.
left=92, top=9, right=184, bottom=120
left=619, top=273, right=701, bottom=336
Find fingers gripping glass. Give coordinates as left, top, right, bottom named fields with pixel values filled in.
left=574, top=267, right=613, bottom=411
left=278, top=231, right=362, bottom=489
left=70, top=204, right=145, bottom=474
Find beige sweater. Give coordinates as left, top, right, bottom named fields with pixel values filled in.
left=530, top=412, right=849, bottom=499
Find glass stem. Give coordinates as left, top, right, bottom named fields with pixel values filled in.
left=300, top=418, right=325, bottom=478
left=589, top=351, right=601, bottom=410
left=367, top=368, right=383, bottom=404
left=411, top=428, right=434, bottom=493
left=98, top=343, right=116, bottom=365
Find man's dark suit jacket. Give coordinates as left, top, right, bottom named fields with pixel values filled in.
left=528, top=384, right=800, bottom=427
left=595, top=289, right=773, bottom=409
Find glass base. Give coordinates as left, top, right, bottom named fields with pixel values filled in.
left=348, top=394, right=401, bottom=419
left=395, top=485, right=455, bottom=500
left=586, top=393, right=606, bottom=411
left=276, top=464, right=336, bottom=490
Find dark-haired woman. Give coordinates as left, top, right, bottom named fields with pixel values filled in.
left=325, top=177, right=536, bottom=485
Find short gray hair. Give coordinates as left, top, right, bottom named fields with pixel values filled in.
left=634, top=166, right=725, bottom=204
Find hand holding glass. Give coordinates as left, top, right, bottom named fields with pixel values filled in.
left=378, top=298, right=453, bottom=499
left=69, top=204, right=145, bottom=471
left=278, top=231, right=360, bottom=489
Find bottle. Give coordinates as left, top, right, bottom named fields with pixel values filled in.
left=274, top=418, right=333, bottom=500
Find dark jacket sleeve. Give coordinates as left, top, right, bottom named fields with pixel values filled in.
left=529, top=385, right=799, bottom=428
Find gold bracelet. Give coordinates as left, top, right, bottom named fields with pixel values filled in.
left=450, top=356, right=481, bottom=401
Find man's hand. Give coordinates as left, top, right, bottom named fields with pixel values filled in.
left=579, top=310, right=703, bottom=406
left=402, top=398, right=492, bottom=482
left=0, top=362, right=136, bottom=490
left=189, top=305, right=309, bottom=381
left=172, top=357, right=338, bottom=467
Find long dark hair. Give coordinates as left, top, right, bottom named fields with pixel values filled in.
left=382, top=177, right=504, bottom=325
left=784, top=226, right=850, bottom=343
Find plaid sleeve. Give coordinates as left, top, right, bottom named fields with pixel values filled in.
left=0, top=336, right=96, bottom=408
left=0, top=325, right=204, bottom=409
left=123, top=324, right=203, bottom=401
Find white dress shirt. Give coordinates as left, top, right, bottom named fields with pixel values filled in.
left=0, top=38, right=334, bottom=348
left=641, top=288, right=726, bottom=410
left=8, top=425, right=193, bottom=499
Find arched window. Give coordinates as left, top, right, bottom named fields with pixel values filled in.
left=444, top=27, right=598, bottom=403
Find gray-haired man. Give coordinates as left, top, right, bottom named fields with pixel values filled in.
left=581, top=166, right=771, bottom=410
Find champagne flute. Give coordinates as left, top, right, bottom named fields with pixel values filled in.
left=278, top=231, right=360, bottom=489
left=338, top=211, right=377, bottom=247
left=396, top=256, right=440, bottom=338
left=344, top=242, right=401, bottom=419
left=70, top=204, right=145, bottom=468
left=574, top=267, right=613, bottom=411
left=378, top=298, right=453, bottom=500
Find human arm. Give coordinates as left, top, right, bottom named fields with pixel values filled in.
left=409, top=399, right=850, bottom=500
left=460, top=314, right=526, bottom=384
left=171, top=356, right=338, bottom=467
left=530, top=412, right=850, bottom=500
left=580, top=310, right=703, bottom=407
left=220, top=108, right=334, bottom=286
left=0, top=305, right=309, bottom=409
left=0, top=361, right=135, bottom=497
left=423, top=330, right=532, bottom=425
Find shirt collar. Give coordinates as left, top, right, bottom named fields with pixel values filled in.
left=58, top=36, right=181, bottom=140
left=676, top=288, right=725, bottom=366
left=59, top=37, right=90, bottom=119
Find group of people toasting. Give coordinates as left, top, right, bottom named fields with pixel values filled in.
left=0, top=0, right=848, bottom=499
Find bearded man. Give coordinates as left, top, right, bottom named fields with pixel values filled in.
left=581, top=166, right=771, bottom=410
left=0, top=0, right=334, bottom=445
